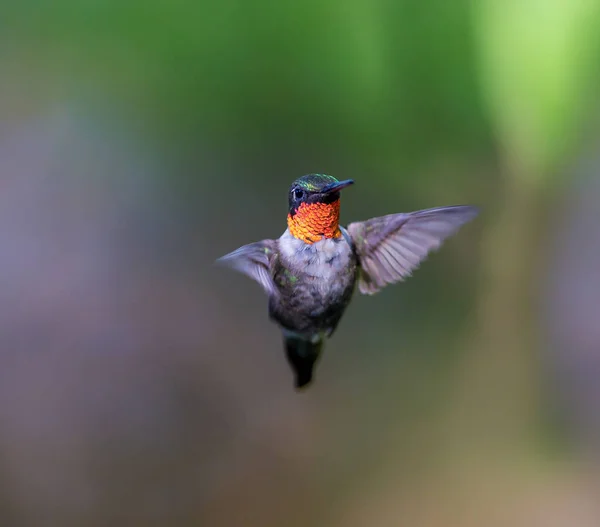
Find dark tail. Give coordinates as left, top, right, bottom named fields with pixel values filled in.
left=284, top=336, right=323, bottom=390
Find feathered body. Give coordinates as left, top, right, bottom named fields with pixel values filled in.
left=271, top=229, right=357, bottom=336
left=217, top=174, right=478, bottom=389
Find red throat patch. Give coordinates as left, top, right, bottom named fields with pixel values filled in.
left=287, top=200, right=342, bottom=244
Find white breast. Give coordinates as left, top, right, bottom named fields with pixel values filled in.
left=278, top=229, right=353, bottom=280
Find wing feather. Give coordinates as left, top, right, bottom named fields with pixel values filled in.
left=347, top=205, right=478, bottom=295
left=215, top=240, right=278, bottom=297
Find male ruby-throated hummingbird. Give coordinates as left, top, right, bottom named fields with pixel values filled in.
left=217, top=174, right=478, bottom=390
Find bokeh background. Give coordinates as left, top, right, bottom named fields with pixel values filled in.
left=2, top=1, right=600, bottom=526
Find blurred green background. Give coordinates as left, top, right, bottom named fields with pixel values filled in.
left=2, top=1, right=600, bottom=526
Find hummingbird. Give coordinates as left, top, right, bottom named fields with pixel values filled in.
left=217, top=174, right=478, bottom=390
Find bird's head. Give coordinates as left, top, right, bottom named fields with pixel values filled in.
left=287, top=174, right=354, bottom=244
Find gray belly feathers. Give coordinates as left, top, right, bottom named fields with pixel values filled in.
left=269, top=229, right=357, bottom=336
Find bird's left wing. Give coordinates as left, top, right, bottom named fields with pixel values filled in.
left=215, top=239, right=278, bottom=297
left=347, top=205, right=478, bottom=295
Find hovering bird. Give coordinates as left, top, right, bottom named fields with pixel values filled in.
left=217, top=174, right=478, bottom=390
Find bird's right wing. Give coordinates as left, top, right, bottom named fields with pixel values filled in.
left=215, top=239, right=278, bottom=297
left=347, top=205, right=478, bottom=295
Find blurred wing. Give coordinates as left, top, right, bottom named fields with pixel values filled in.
left=347, top=205, right=479, bottom=295
left=215, top=240, right=278, bottom=297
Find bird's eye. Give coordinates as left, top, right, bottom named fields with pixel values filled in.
left=294, top=188, right=304, bottom=200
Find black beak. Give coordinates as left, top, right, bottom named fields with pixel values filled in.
left=322, top=179, right=354, bottom=194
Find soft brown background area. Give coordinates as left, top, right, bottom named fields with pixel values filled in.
left=1, top=2, right=600, bottom=526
